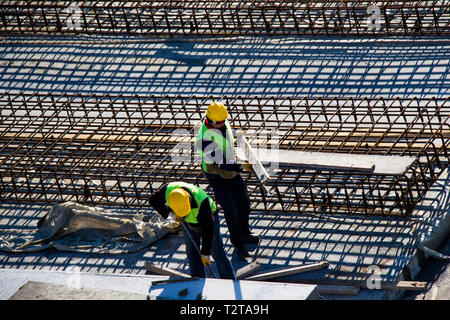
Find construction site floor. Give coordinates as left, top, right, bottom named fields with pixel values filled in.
left=0, top=34, right=449, bottom=300
left=1, top=167, right=448, bottom=300
left=1, top=35, right=448, bottom=98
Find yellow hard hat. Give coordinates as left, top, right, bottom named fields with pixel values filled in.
left=206, top=102, right=229, bottom=122
left=167, top=188, right=191, bottom=217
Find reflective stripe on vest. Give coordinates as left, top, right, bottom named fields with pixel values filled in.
left=165, top=181, right=217, bottom=224
left=196, top=120, right=235, bottom=172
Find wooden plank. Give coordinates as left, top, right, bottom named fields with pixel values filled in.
left=3, top=132, right=441, bottom=153
left=244, top=261, right=329, bottom=281
left=230, top=129, right=450, bottom=140
left=151, top=277, right=199, bottom=286
left=1, top=132, right=193, bottom=145
left=378, top=281, right=428, bottom=291
left=144, top=262, right=190, bottom=278
left=317, top=285, right=360, bottom=296
left=236, top=261, right=261, bottom=280
left=279, top=278, right=428, bottom=291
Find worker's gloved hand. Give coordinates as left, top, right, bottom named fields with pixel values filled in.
left=168, top=211, right=181, bottom=222
left=242, top=163, right=253, bottom=172
left=201, top=255, right=211, bottom=267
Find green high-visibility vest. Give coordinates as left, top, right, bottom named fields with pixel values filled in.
left=196, top=120, right=235, bottom=173
left=165, top=181, right=217, bottom=224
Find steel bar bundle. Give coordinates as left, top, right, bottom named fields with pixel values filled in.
left=0, top=93, right=448, bottom=216
left=0, top=1, right=449, bottom=37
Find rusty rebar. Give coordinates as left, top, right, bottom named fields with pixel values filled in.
left=0, top=93, right=448, bottom=216
left=0, top=1, right=448, bottom=37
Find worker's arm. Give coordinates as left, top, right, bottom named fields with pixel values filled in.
left=148, top=184, right=171, bottom=219
left=219, top=162, right=242, bottom=172
left=196, top=131, right=242, bottom=172
left=196, top=199, right=215, bottom=256
left=196, top=138, right=222, bottom=165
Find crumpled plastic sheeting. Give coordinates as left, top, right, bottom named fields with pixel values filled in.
left=0, top=201, right=180, bottom=254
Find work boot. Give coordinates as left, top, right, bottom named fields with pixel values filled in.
left=235, top=246, right=249, bottom=260
left=244, top=233, right=260, bottom=244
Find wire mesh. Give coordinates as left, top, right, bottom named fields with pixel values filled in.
left=0, top=1, right=449, bottom=36
left=0, top=93, right=448, bottom=216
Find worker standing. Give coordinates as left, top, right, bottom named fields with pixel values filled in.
left=149, top=181, right=235, bottom=279
left=196, top=102, right=259, bottom=260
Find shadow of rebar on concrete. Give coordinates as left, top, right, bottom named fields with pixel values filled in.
left=0, top=35, right=449, bottom=97
left=0, top=167, right=448, bottom=291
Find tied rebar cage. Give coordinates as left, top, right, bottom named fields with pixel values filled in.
left=0, top=93, right=448, bottom=217
left=0, top=1, right=449, bottom=37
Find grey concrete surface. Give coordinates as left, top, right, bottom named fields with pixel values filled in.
left=0, top=268, right=318, bottom=300
left=8, top=280, right=148, bottom=300
left=0, top=168, right=448, bottom=300
left=0, top=35, right=448, bottom=97
left=0, top=267, right=161, bottom=300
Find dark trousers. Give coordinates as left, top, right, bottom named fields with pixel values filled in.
left=183, top=216, right=236, bottom=279
left=205, top=172, right=251, bottom=249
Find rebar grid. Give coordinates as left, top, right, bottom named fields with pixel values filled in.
left=1, top=1, right=449, bottom=36
left=0, top=93, right=448, bottom=217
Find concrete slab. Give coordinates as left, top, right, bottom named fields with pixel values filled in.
left=9, top=281, right=148, bottom=300
left=149, top=278, right=318, bottom=300
left=0, top=268, right=158, bottom=300
left=0, top=268, right=317, bottom=300
left=236, top=147, right=417, bottom=175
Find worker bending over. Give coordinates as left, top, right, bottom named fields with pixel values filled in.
left=196, top=101, right=259, bottom=260
left=149, top=181, right=235, bottom=279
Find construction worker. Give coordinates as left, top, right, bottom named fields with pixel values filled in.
left=196, top=101, right=259, bottom=260
left=148, top=181, right=235, bottom=279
